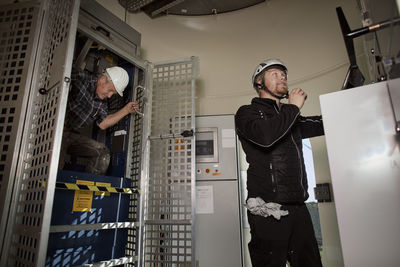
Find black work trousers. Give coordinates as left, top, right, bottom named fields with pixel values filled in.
left=247, top=203, right=322, bottom=267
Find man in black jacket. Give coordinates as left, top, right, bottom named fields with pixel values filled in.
left=235, top=59, right=324, bottom=267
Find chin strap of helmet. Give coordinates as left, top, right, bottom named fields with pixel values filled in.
left=255, top=81, right=288, bottom=100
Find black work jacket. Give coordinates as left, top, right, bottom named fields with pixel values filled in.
left=235, top=97, right=324, bottom=204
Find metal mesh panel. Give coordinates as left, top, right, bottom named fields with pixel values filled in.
left=118, top=0, right=156, bottom=12
left=126, top=73, right=147, bottom=265
left=141, top=58, right=196, bottom=267
left=0, top=1, right=38, bottom=221
left=0, top=1, right=41, bottom=264
left=144, top=223, right=192, bottom=265
left=129, top=83, right=147, bottom=220
left=147, top=138, right=192, bottom=222
left=1, top=0, right=79, bottom=266
left=151, top=63, right=193, bottom=137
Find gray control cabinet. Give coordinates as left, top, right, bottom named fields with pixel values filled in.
left=195, top=115, right=243, bottom=267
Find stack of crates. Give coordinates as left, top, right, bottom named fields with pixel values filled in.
left=46, top=170, right=131, bottom=266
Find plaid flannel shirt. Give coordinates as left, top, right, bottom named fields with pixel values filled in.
left=65, top=68, right=108, bottom=130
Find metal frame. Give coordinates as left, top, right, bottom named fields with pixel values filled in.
left=138, top=57, right=198, bottom=267
left=0, top=0, right=150, bottom=265
left=0, top=0, right=198, bottom=265
left=81, top=0, right=141, bottom=48
left=125, top=61, right=153, bottom=267
left=78, top=0, right=145, bottom=70
left=65, top=1, right=151, bottom=266
left=387, top=79, right=400, bottom=132
left=50, top=222, right=138, bottom=233
left=0, top=0, right=80, bottom=266
left=0, top=0, right=42, bottom=257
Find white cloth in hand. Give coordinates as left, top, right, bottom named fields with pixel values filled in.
left=246, top=197, right=289, bottom=220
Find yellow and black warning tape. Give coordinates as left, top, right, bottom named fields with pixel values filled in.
left=53, top=182, right=140, bottom=195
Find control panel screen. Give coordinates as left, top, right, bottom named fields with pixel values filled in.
left=196, top=128, right=218, bottom=162
left=196, top=140, right=214, bottom=156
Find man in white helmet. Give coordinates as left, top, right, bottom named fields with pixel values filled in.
left=60, top=66, right=139, bottom=174
left=235, top=59, right=324, bottom=267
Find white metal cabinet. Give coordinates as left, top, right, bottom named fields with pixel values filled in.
left=320, top=78, right=400, bottom=267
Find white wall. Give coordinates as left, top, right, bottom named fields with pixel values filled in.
left=95, top=1, right=362, bottom=266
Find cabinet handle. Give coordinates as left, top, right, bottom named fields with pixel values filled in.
left=91, top=25, right=110, bottom=38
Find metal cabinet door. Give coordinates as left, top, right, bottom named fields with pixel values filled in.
left=0, top=0, right=80, bottom=266
left=138, top=57, right=198, bottom=267
left=320, top=79, right=400, bottom=267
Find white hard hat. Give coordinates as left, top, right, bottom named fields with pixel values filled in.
left=105, top=66, right=129, bottom=96
left=252, top=59, right=288, bottom=89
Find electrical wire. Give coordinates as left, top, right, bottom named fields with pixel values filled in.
left=125, top=0, right=128, bottom=22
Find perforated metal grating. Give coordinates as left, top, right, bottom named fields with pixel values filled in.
left=141, top=58, right=197, bottom=266
left=118, top=0, right=156, bottom=12
left=126, top=75, right=147, bottom=265
left=0, top=2, right=41, bottom=265
left=0, top=2, right=36, bottom=196
left=1, top=0, right=78, bottom=266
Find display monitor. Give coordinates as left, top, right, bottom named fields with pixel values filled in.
left=195, top=127, right=218, bottom=163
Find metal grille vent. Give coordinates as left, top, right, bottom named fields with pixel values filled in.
left=118, top=0, right=266, bottom=17
left=6, top=1, right=76, bottom=266
left=119, top=0, right=185, bottom=17
left=0, top=4, right=35, bottom=192
left=118, top=0, right=156, bottom=12
left=126, top=78, right=147, bottom=263
left=140, top=58, right=197, bottom=266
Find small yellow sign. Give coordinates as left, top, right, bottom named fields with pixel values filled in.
left=95, top=182, right=111, bottom=196
left=72, top=180, right=94, bottom=212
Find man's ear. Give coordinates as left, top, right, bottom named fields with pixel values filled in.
left=98, top=75, right=107, bottom=85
